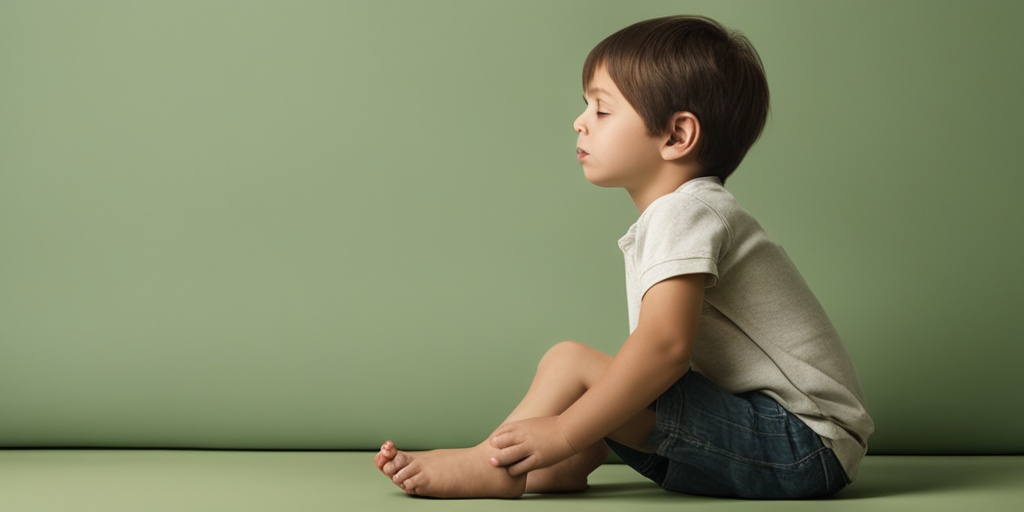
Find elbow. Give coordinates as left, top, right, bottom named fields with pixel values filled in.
left=650, top=333, right=692, bottom=373
left=627, top=326, right=693, bottom=375
left=664, top=341, right=691, bottom=372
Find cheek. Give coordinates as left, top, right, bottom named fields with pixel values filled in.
left=616, top=133, right=659, bottom=162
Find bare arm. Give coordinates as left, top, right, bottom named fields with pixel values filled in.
left=560, top=273, right=703, bottom=448
left=490, top=273, right=705, bottom=475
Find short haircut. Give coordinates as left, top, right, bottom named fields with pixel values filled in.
left=583, top=15, right=770, bottom=183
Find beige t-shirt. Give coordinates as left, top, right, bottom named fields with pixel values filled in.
left=618, top=177, right=874, bottom=480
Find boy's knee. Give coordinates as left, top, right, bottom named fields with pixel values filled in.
left=539, top=340, right=589, bottom=371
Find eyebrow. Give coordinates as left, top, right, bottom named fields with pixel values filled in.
left=585, top=86, right=612, bottom=98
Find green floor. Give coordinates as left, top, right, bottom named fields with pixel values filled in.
left=1, top=451, right=1021, bottom=511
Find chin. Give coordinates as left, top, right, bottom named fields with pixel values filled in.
left=582, top=168, right=621, bottom=189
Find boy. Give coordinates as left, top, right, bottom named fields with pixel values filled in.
left=374, top=15, right=873, bottom=499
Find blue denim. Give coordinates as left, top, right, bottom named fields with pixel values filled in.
left=606, top=371, right=849, bottom=499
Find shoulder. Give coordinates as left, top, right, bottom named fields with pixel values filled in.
left=637, top=178, right=735, bottom=243
left=621, top=178, right=737, bottom=283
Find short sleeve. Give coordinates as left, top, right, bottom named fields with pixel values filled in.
left=633, top=193, right=730, bottom=298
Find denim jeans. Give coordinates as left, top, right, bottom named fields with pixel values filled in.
left=606, top=371, right=849, bottom=499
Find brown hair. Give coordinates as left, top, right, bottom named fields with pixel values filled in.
left=583, top=15, right=769, bottom=183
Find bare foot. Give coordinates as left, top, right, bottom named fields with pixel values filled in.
left=374, top=441, right=398, bottom=473
left=525, top=441, right=608, bottom=493
left=375, top=441, right=526, bottom=498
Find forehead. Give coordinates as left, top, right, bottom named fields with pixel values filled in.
left=584, top=66, right=619, bottom=99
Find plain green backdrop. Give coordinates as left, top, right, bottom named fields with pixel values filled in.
left=1, top=0, right=1021, bottom=454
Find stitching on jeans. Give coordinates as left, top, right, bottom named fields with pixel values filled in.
left=669, top=431, right=831, bottom=470
left=819, top=451, right=831, bottom=495
left=690, top=407, right=789, bottom=437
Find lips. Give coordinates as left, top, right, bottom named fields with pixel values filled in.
left=576, top=148, right=589, bottom=161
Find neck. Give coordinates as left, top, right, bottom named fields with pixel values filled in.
left=627, top=165, right=705, bottom=213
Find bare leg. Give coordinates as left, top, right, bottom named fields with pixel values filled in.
left=373, top=341, right=657, bottom=497
left=501, top=341, right=653, bottom=493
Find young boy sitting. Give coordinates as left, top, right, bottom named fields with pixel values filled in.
left=374, top=14, right=873, bottom=500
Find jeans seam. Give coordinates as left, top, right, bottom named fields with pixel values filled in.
left=671, top=431, right=831, bottom=470
left=819, top=450, right=831, bottom=495
left=690, top=407, right=789, bottom=437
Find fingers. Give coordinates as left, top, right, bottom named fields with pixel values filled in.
left=490, top=433, right=511, bottom=449
left=489, top=425, right=524, bottom=449
left=507, top=456, right=537, bottom=477
left=488, top=443, right=529, bottom=468
left=487, top=446, right=536, bottom=476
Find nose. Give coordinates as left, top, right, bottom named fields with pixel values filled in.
left=573, top=113, right=588, bottom=134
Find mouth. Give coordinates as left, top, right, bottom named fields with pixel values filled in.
left=576, top=148, right=589, bottom=161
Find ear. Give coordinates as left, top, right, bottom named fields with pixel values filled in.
left=660, top=112, right=700, bottom=161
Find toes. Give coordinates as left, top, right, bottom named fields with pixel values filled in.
left=382, top=441, right=397, bottom=458
left=398, top=471, right=423, bottom=495
left=391, top=455, right=419, bottom=483
left=376, top=441, right=401, bottom=473
left=383, top=451, right=411, bottom=477
left=391, top=457, right=423, bottom=495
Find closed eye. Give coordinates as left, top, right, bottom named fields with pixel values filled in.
left=583, top=96, right=609, bottom=117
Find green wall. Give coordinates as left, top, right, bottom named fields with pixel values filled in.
left=2, top=0, right=1021, bottom=454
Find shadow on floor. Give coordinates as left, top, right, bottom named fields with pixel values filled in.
left=836, top=456, right=1024, bottom=500
left=524, top=456, right=1024, bottom=502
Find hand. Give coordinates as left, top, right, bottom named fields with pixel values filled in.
left=488, top=416, right=578, bottom=477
